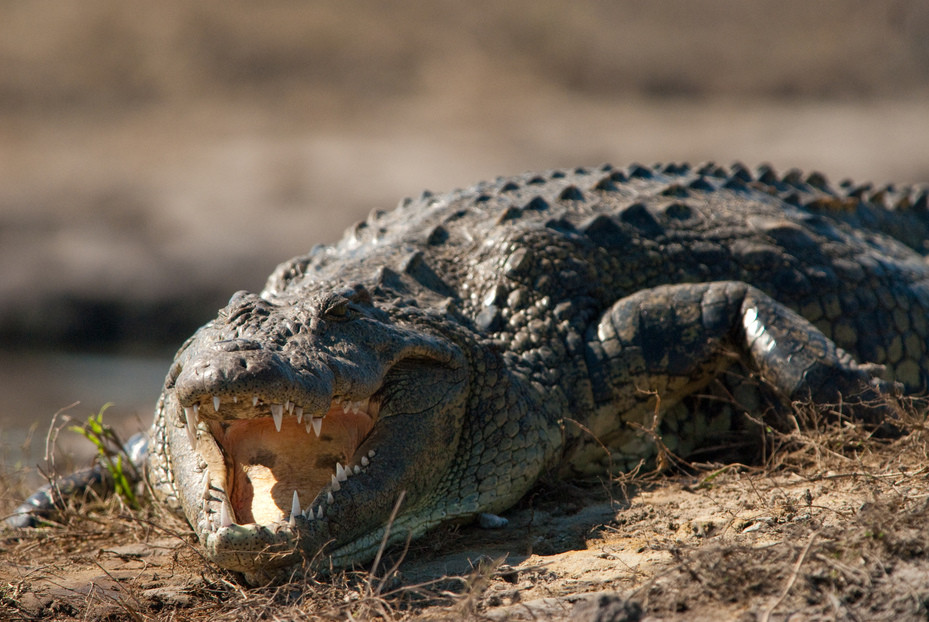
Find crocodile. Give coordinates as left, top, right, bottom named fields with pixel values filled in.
left=9, top=162, right=929, bottom=584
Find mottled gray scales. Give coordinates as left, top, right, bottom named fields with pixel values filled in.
left=9, top=162, right=929, bottom=584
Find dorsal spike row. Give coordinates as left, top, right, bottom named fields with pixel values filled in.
left=558, top=185, right=585, bottom=202
left=805, top=171, right=832, bottom=192
left=727, top=162, right=753, bottom=183
left=688, top=177, right=715, bottom=192
left=659, top=183, right=690, bottom=198
left=627, top=163, right=652, bottom=179
left=593, top=176, right=618, bottom=192
left=781, top=169, right=804, bottom=186
left=755, top=164, right=778, bottom=185
left=696, top=162, right=726, bottom=178
left=660, top=162, right=690, bottom=175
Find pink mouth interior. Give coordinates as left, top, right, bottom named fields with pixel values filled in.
left=210, top=405, right=375, bottom=524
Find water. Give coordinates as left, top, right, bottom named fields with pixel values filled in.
left=0, top=349, right=172, bottom=481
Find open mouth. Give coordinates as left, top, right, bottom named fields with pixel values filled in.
left=182, top=392, right=381, bottom=528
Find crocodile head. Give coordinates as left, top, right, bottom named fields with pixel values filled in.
left=156, top=281, right=469, bottom=583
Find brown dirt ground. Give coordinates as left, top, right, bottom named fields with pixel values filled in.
left=2, top=401, right=928, bottom=621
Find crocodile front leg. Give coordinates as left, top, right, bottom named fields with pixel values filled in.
left=579, top=281, right=892, bottom=463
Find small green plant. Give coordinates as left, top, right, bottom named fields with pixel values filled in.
left=69, top=403, right=139, bottom=509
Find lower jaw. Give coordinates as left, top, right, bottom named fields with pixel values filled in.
left=202, top=520, right=303, bottom=579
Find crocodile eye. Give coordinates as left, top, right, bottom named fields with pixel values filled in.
left=324, top=298, right=351, bottom=320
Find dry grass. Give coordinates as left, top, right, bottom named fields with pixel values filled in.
left=2, top=398, right=929, bottom=620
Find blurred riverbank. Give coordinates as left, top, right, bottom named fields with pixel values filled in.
left=1, top=1, right=927, bottom=466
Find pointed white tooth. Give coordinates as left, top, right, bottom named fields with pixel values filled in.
left=271, top=404, right=284, bottom=431
left=330, top=474, right=341, bottom=492
left=193, top=403, right=199, bottom=416
left=336, top=463, right=348, bottom=482
left=252, top=395, right=259, bottom=407
left=327, top=491, right=335, bottom=504
left=295, top=406, right=303, bottom=423
left=311, top=417, right=322, bottom=437
left=361, top=455, right=369, bottom=467
left=286, top=401, right=294, bottom=414
left=316, top=505, right=324, bottom=519
left=304, top=508, right=315, bottom=521
left=368, top=449, right=376, bottom=458
left=290, top=490, right=300, bottom=525
left=220, top=504, right=233, bottom=528
left=184, top=407, right=197, bottom=446
left=233, top=395, right=238, bottom=403
left=213, top=395, right=220, bottom=412
left=305, top=421, right=312, bottom=435
left=353, top=465, right=361, bottom=475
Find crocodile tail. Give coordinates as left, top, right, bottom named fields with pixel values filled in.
left=4, top=431, right=148, bottom=528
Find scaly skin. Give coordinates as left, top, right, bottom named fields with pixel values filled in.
left=10, top=162, right=929, bottom=584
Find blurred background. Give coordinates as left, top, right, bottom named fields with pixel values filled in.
left=1, top=0, right=928, bottom=472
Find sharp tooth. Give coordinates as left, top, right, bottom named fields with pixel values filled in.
left=295, top=407, right=303, bottom=423
left=184, top=407, right=198, bottom=446
left=327, top=491, right=335, bottom=504
left=220, top=504, right=234, bottom=528
left=361, top=455, right=369, bottom=467
left=213, top=395, right=220, bottom=412
left=368, top=449, right=376, bottom=458
left=304, top=508, right=315, bottom=521
left=330, top=474, right=341, bottom=492
left=290, top=490, right=300, bottom=525
left=316, top=505, right=324, bottom=519
left=271, top=404, right=284, bottom=431
left=252, top=395, right=259, bottom=407
left=311, top=417, right=322, bottom=437
left=353, top=465, right=361, bottom=475
left=233, top=395, right=238, bottom=404
left=286, top=401, right=294, bottom=414
left=336, top=463, right=348, bottom=482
